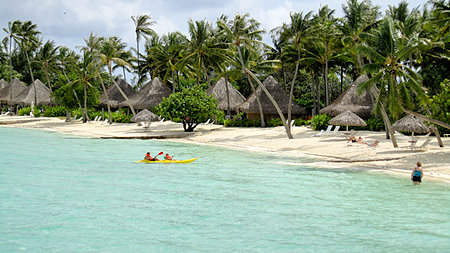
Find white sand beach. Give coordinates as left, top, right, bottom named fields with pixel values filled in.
left=1, top=115, right=449, bottom=183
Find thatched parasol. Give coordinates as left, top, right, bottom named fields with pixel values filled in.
left=131, top=109, right=160, bottom=128
left=11, top=79, right=52, bottom=106
left=320, top=75, right=375, bottom=118
left=0, top=78, right=29, bottom=105
left=0, top=79, right=7, bottom=90
left=207, top=77, right=245, bottom=112
left=133, top=77, right=172, bottom=110
left=100, top=79, right=136, bottom=108
left=392, top=115, right=431, bottom=137
left=329, top=110, right=367, bottom=131
left=238, top=76, right=306, bottom=115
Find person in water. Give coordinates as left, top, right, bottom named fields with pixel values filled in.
left=164, top=153, right=173, bottom=160
left=411, top=161, right=423, bottom=185
left=144, top=152, right=159, bottom=161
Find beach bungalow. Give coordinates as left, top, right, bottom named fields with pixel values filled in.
left=133, top=77, right=172, bottom=110
left=238, top=76, right=306, bottom=120
left=0, top=78, right=29, bottom=105
left=100, top=79, right=136, bottom=108
left=10, top=79, right=52, bottom=106
left=120, top=80, right=152, bottom=109
left=0, top=79, right=7, bottom=90
left=320, top=75, right=376, bottom=118
left=207, top=77, right=246, bottom=113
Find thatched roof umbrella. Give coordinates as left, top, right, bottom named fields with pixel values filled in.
left=0, top=79, right=7, bottom=90
left=320, top=75, right=375, bottom=118
left=11, top=79, right=52, bottom=106
left=130, top=109, right=160, bottom=128
left=100, top=78, right=136, bottom=108
left=207, top=77, right=246, bottom=112
left=238, top=76, right=306, bottom=115
left=329, top=110, right=367, bottom=132
left=134, top=77, right=172, bottom=110
left=0, top=78, right=28, bottom=105
left=120, top=79, right=153, bottom=109
left=392, top=115, right=431, bottom=138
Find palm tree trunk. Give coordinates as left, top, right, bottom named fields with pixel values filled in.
left=224, top=75, right=231, bottom=116
left=237, top=47, right=292, bottom=139
left=24, top=50, right=37, bottom=106
left=44, top=66, right=52, bottom=92
left=108, top=65, right=136, bottom=116
left=201, top=61, right=211, bottom=88
left=324, top=55, right=329, bottom=106
left=287, top=47, right=301, bottom=135
left=379, top=101, right=398, bottom=148
left=83, top=83, right=88, bottom=123
left=315, top=71, right=320, bottom=114
left=246, top=74, right=265, bottom=128
left=8, top=34, right=13, bottom=83
left=97, top=72, right=112, bottom=124
left=171, top=70, right=176, bottom=93
left=311, top=70, right=317, bottom=117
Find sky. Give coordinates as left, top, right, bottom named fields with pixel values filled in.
left=1, top=0, right=427, bottom=52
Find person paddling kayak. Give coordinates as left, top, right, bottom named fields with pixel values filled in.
left=144, top=152, right=160, bottom=161
left=164, top=153, right=175, bottom=160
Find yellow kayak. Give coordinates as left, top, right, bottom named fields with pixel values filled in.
left=134, top=157, right=198, bottom=164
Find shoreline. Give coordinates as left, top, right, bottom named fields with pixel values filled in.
left=1, top=115, right=449, bottom=184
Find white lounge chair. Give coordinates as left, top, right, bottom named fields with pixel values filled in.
left=416, top=138, right=432, bottom=151
left=311, top=130, right=324, bottom=137
left=329, top=125, right=340, bottom=135
left=312, top=125, right=333, bottom=137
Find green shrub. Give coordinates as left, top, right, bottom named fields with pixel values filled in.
left=43, top=106, right=67, bottom=117
left=367, top=117, right=384, bottom=131
left=18, top=107, right=31, bottom=116
left=312, top=114, right=331, bottom=130
left=266, top=118, right=283, bottom=127
left=33, top=107, right=40, bottom=117
left=294, top=118, right=310, bottom=126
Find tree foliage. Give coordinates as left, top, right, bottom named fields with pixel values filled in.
left=155, top=86, right=220, bottom=132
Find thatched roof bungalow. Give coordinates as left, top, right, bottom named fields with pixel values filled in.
left=207, top=77, right=246, bottom=112
left=11, top=79, right=52, bottom=106
left=320, top=75, right=375, bottom=118
left=0, top=79, right=7, bottom=90
left=120, top=79, right=153, bottom=109
left=100, top=79, right=136, bottom=108
left=133, top=77, right=172, bottom=110
left=238, top=76, right=306, bottom=120
left=0, top=78, right=29, bottom=105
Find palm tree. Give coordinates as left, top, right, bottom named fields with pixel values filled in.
left=35, top=40, right=59, bottom=91
left=132, top=14, right=155, bottom=80
left=57, top=46, right=83, bottom=121
left=217, top=13, right=294, bottom=139
left=78, top=32, right=103, bottom=54
left=357, top=17, right=433, bottom=147
left=98, top=37, right=136, bottom=116
left=16, top=21, right=41, bottom=105
left=3, top=20, right=21, bottom=83
left=339, top=0, right=380, bottom=80
left=181, top=19, right=226, bottom=87
left=73, top=51, right=95, bottom=123
left=275, top=11, right=313, bottom=132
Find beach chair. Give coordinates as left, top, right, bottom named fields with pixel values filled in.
left=312, top=125, right=332, bottom=137
left=311, top=130, right=324, bottom=137
left=329, top=125, right=340, bottom=135
left=159, top=118, right=164, bottom=122
left=416, top=138, right=432, bottom=151
left=93, top=116, right=99, bottom=121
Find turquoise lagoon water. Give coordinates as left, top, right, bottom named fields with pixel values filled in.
left=0, top=127, right=449, bottom=252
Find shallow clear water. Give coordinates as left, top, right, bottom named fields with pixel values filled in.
left=0, top=127, right=449, bottom=252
